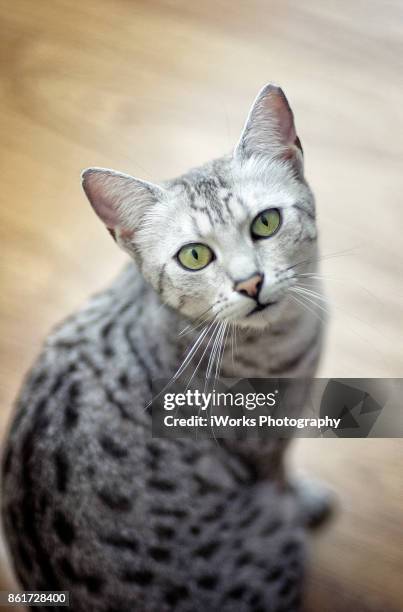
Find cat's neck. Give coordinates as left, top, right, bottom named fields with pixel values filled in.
left=109, top=263, right=323, bottom=381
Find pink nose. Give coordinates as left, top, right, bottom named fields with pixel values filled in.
left=234, top=273, right=264, bottom=298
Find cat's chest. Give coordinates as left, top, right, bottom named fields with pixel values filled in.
left=220, top=319, right=321, bottom=379
left=220, top=336, right=286, bottom=377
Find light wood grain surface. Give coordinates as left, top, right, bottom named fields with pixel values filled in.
left=0, top=1, right=402, bottom=611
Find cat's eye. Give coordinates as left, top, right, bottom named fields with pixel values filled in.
left=251, top=208, right=281, bottom=239
left=177, top=243, right=214, bottom=271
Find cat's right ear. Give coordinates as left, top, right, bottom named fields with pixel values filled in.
left=81, top=168, right=164, bottom=246
left=234, top=83, right=302, bottom=164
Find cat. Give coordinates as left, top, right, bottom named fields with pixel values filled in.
left=1, top=83, right=332, bottom=612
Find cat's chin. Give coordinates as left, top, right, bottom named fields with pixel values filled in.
left=234, top=303, right=282, bottom=330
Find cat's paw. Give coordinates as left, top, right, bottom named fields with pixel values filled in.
left=291, top=476, right=336, bottom=529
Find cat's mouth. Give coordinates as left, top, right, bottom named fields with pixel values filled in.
left=247, top=300, right=279, bottom=317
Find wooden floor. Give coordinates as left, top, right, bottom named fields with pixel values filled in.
left=0, top=1, right=402, bottom=610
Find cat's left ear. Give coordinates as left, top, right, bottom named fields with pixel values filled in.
left=81, top=167, right=165, bottom=247
left=235, top=83, right=303, bottom=163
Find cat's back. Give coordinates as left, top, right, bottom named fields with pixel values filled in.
left=0, top=264, right=167, bottom=588
left=10, top=262, right=168, bottom=431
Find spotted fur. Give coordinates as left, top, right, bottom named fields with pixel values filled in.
left=1, top=84, right=331, bottom=611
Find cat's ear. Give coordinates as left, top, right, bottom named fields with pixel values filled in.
left=235, top=83, right=302, bottom=162
left=81, top=167, right=164, bottom=245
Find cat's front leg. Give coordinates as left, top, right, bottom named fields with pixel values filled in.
left=290, top=475, right=336, bottom=529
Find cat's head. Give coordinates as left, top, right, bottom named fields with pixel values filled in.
left=82, top=83, right=317, bottom=329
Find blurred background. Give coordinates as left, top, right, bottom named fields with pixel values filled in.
left=0, top=0, right=402, bottom=610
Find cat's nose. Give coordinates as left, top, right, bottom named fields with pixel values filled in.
left=234, top=273, right=264, bottom=299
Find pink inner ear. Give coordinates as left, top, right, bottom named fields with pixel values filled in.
left=93, top=196, right=120, bottom=228
left=107, top=226, right=134, bottom=242
left=281, top=147, right=298, bottom=162
left=82, top=171, right=121, bottom=228
left=82, top=168, right=163, bottom=240
left=264, top=88, right=296, bottom=146
left=237, top=84, right=298, bottom=159
left=120, top=227, right=134, bottom=239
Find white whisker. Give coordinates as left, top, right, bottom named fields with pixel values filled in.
left=289, top=291, right=328, bottom=326
left=294, top=285, right=329, bottom=303
left=206, top=322, right=224, bottom=380
left=186, top=320, right=220, bottom=390
left=179, top=306, right=214, bottom=336
left=292, top=287, right=330, bottom=316
left=214, top=322, right=228, bottom=383
left=289, top=246, right=359, bottom=272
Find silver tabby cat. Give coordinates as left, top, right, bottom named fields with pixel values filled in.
left=2, top=84, right=331, bottom=612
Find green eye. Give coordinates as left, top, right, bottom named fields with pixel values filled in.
left=251, top=208, right=281, bottom=239
left=177, top=243, right=214, bottom=271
